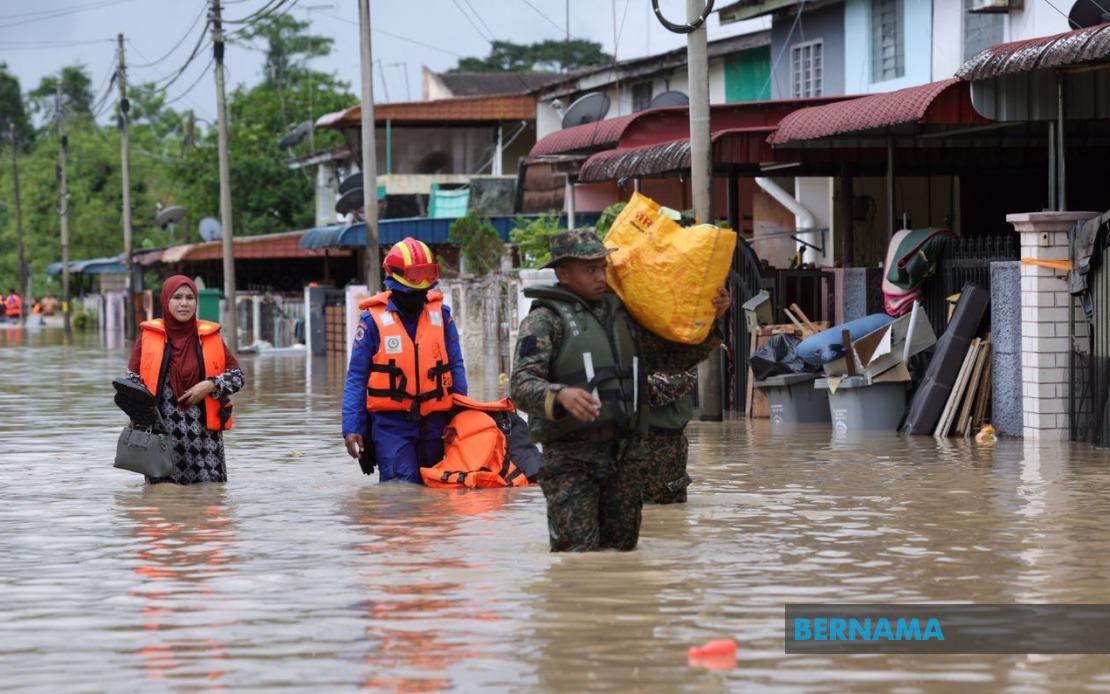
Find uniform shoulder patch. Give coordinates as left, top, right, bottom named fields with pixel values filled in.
left=517, top=335, right=539, bottom=358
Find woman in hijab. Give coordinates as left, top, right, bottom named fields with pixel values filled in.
left=125, top=275, right=244, bottom=484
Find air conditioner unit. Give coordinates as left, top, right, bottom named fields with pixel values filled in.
left=968, top=0, right=1022, bottom=13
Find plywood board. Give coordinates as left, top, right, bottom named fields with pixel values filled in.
left=935, top=338, right=980, bottom=438
left=958, top=338, right=990, bottom=437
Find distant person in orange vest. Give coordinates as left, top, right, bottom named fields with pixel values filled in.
left=125, top=275, right=244, bottom=484
left=342, top=237, right=468, bottom=483
left=5, top=289, right=22, bottom=320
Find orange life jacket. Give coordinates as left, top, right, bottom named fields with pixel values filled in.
left=360, top=290, right=454, bottom=416
left=4, top=294, right=20, bottom=317
left=420, top=395, right=531, bottom=489
left=138, top=319, right=234, bottom=431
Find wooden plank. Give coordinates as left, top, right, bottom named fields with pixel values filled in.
left=947, top=339, right=983, bottom=437
left=745, top=330, right=757, bottom=419
left=958, top=337, right=990, bottom=437
left=972, top=349, right=993, bottom=433
left=790, top=302, right=819, bottom=334
left=935, top=338, right=980, bottom=438
left=842, top=329, right=858, bottom=377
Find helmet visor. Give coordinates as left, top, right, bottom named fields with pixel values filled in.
left=390, top=262, right=440, bottom=285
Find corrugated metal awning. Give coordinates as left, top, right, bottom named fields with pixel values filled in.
left=578, top=127, right=776, bottom=182
left=47, top=255, right=126, bottom=276
left=768, top=79, right=987, bottom=145
left=957, top=22, right=1110, bottom=81
left=529, top=113, right=641, bottom=156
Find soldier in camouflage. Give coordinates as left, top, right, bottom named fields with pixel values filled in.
left=640, top=366, right=699, bottom=504
left=510, top=229, right=729, bottom=552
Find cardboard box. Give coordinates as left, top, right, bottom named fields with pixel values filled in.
left=822, top=308, right=936, bottom=381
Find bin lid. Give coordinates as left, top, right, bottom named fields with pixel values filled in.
left=814, top=375, right=908, bottom=390
left=198, top=288, right=222, bottom=297
left=753, top=373, right=820, bottom=388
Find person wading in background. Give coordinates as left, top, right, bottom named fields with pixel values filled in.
left=125, top=275, right=244, bottom=484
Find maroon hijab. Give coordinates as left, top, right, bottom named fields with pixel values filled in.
left=128, top=275, right=202, bottom=402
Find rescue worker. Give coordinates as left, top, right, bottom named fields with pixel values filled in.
left=640, top=366, right=698, bottom=504
left=510, top=229, right=730, bottom=552
left=5, top=289, right=22, bottom=321
left=342, top=237, right=468, bottom=483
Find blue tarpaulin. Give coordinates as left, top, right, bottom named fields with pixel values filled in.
left=299, top=213, right=602, bottom=250
left=46, top=255, right=127, bottom=276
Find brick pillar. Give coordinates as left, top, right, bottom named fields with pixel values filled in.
left=1007, top=211, right=1098, bottom=441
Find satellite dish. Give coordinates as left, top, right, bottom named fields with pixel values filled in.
left=339, top=171, right=363, bottom=195
left=279, top=120, right=312, bottom=149
left=650, top=90, right=689, bottom=108
left=561, top=92, right=610, bottom=129
left=198, top=217, right=222, bottom=242
left=336, top=187, right=364, bottom=216
left=155, top=205, right=186, bottom=228
left=1069, top=2, right=1110, bottom=28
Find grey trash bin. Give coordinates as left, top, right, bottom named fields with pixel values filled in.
left=814, top=376, right=908, bottom=438
left=754, top=373, right=829, bottom=427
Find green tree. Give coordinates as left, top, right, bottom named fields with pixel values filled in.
left=595, top=201, right=626, bottom=236
left=452, top=39, right=611, bottom=73
left=510, top=212, right=562, bottom=268
left=28, top=65, right=95, bottom=127
left=235, top=14, right=333, bottom=90
left=0, top=63, right=32, bottom=145
left=449, top=210, right=503, bottom=276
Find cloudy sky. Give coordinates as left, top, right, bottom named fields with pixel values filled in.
left=0, top=0, right=767, bottom=124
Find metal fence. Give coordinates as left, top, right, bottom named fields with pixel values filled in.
left=922, top=235, right=1019, bottom=334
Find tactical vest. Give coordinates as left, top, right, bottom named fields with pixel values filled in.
left=648, top=392, right=695, bottom=432
left=522, top=285, right=643, bottom=444
left=138, top=319, right=234, bottom=431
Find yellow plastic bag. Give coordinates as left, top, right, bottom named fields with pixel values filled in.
left=603, top=193, right=737, bottom=344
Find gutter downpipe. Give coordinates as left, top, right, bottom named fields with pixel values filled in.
left=754, top=176, right=817, bottom=263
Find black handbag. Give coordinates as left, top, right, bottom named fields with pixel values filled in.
left=112, top=378, right=177, bottom=478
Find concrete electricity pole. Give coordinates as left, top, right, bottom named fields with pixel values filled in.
left=117, top=33, right=135, bottom=340
left=57, top=82, right=71, bottom=336
left=684, top=0, right=723, bottom=421
left=358, top=0, right=381, bottom=289
left=211, top=0, right=238, bottom=350
left=9, top=124, right=28, bottom=325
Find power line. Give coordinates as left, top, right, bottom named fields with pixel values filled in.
left=1038, top=0, right=1080, bottom=28
left=450, top=0, right=493, bottom=43
left=519, top=0, right=563, bottom=32
left=461, top=0, right=496, bottom=40
left=317, top=11, right=465, bottom=58
left=224, top=0, right=297, bottom=26
left=0, top=0, right=136, bottom=30
left=0, top=38, right=114, bottom=49
left=127, top=5, right=208, bottom=68
left=163, top=56, right=216, bottom=107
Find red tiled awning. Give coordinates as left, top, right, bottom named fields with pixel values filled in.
left=957, top=22, right=1110, bottom=81
left=316, top=94, right=537, bottom=129
left=578, top=127, right=776, bottom=182
left=529, top=113, right=641, bottom=156
left=768, top=79, right=987, bottom=145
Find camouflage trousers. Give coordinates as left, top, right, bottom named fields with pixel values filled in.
left=538, top=439, right=642, bottom=552
left=639, top=430, right=691, bottom=505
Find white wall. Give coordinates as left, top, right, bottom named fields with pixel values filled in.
left=795, top=177, right=835, bottom=266
left=932, top=0, right=965, bottom=80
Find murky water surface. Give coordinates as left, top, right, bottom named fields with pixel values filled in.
left=4, top=327, right=1110, bottom=692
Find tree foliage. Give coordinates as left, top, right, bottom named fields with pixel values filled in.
left=449, top=210, right=503, bottom=276
left=0, top=63, right=32, bottom=145
left=452, top=39, right=612, bottom=73
left=28, top=65, right=96, bottom=127
left=510, top=212, right=562, bottom=269
left=235, top=14, right=333, bottom=90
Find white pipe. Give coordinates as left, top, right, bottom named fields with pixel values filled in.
left=754, top=177, right=817, bottom=264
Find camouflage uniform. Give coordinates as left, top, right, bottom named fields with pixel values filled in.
left=640, top=367, right=699, bottom=504
left=511, top=230, right=720, bottom=552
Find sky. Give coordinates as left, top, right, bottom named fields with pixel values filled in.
left=0, top=0, right=768, bottom=126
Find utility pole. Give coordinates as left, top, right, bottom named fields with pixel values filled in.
left=211, top=0, right=238, bottom=350
left=685, top=0, right=722, bottom=420
left=9, top=124, right=27, bottom=325
left=117, top=33, right=135, bottom=340
left=57, top=82, right=71, bottom=336
left=358, top=0, right=381, bottom=290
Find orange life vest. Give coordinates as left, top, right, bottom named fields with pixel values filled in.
left=138, top=319, right=234, bottom=431
left=420, top=395, right=531, bottom=489
left=360, top=290, right=454, bottom=416
left=4, top=294, right=20, bottom=317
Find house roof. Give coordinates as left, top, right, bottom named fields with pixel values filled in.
left=529, top=113, right=642, bottom=156
left=437, top=72, right=562, bottom=96
left=768, top=79, right=986, bottom=144
left=957, top=22, right=1110, bottom=81
left=577, top=127, right=778, bottom=182
left=316, top=93, right=537, bottom=129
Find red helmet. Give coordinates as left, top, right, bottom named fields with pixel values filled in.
left=383, top=237, right=440, bottom=290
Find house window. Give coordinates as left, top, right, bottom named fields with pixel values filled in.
left=632, top=82, right=653, bottom=111
left=963, top=0, right=1005, bottom=61
left=872, top=0, right=905, bottom=82
left=791, top=40, right=823, bottom=98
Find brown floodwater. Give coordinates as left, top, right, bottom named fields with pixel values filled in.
left=3, top=326, right=1110, bottom=692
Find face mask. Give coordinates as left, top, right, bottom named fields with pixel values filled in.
left=391, top=289, right=428, bottom=317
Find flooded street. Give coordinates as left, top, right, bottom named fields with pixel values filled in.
left=4, top=327, right=1110, bottom=692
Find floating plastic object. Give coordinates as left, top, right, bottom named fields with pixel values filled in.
left=687, top=639, right=738, bottom=671
left=975, top=423, right=997, bottom=444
